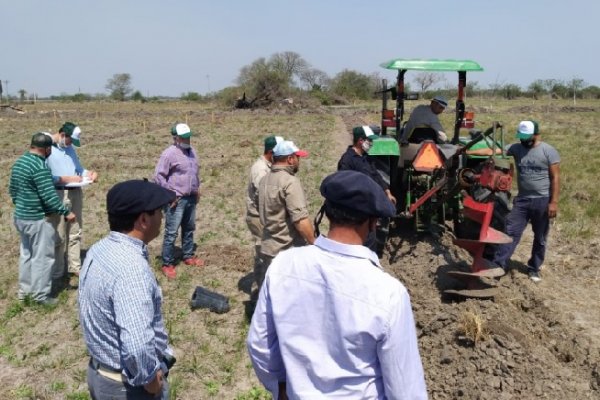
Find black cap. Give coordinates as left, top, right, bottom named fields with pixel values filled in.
left=107, top=180, right=176, bottom=215
left=31, top=132, right=53, bottom=148
left=320, top=170, right=396, bottom=218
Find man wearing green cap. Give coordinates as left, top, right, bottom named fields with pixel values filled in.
left=46, top=122, right=98, bottom=284
left=246, top=135, right=283, bottom=268
left=9, top=133, right=76, bottom=305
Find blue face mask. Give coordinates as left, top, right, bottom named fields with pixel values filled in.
left=178, top=142, right=191, bottom=150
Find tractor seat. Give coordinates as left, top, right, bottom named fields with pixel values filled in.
left=408, top=127, right=440, bottom=144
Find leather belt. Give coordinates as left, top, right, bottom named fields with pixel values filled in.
left=90, top=358, right=125, bottom=383
left=55, top=186, right=77, bottom=191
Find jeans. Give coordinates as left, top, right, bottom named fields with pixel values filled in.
left=493, top=196, right=550, bottom=273
left=14, top=217, right=56, bottom=302
left=161, top=195, right=196, bottom=266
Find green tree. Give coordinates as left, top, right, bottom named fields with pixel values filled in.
left=105, top=73, right=133, bottom=101
left=527, top=80, right=546, bottom=99
left=330, top=69, right=376, bottom=100
left=180, top=92, right=202, bottom=102
left=502, top=83, right=522, bottom=99
left=131, top=90, right=145, bottom=102
left=581, top=85, right=600, bottom=99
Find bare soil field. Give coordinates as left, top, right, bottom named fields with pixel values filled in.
left=0, top=100, right=598, bottom=399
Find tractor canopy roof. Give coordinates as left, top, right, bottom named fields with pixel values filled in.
left=380, top=58, right=483, bottom=72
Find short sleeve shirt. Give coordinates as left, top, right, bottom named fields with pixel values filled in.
left=507, top=141, right=560, bottom=198
left=258, top=165, right=309, bottom=257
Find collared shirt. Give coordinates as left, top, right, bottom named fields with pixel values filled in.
left=402, top=104, right=445, bottom=142
left=78, top=232, right=172, bottom=387
left=247, top=235, right=427, bottom=399
left=154, top=144, right=200, bottom=197
left=258, top=165, right=309, bottom=257
left=337, top=146, right=389, bottom=190
left=45, top=144, right=87, bottom=185
left=246, top=155, right=271, bottom=218
left=9, top=152, right=70, bottom=220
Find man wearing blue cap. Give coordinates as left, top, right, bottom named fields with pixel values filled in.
left=491, top=120, right=560, bottom=282
left=248, top=170, right=427, bottom=399
left=79, top=179, right=176, bottom=399
left=401, top=95, right=448, bottom=143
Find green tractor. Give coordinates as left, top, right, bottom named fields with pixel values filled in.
left=371, top=58, right=510, bottom=232
left=370, top=59, right=513, bottom=297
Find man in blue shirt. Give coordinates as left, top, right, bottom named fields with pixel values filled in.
left=79, top=180, right=175, bottom=399
left=248, top=170, right=427, bottom=399
left=46, top=122, right=98, bottom=284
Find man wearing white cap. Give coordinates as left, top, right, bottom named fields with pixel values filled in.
left=46, top=122, right=98, bottom=285
left=402, top=95, right=448, bottom=143
left=154, top=123, right=204, bottom=279
left=256, top=140, right=315, bottom=289
left=491, top=120, right=560, bottom=282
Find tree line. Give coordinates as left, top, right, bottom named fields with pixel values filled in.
left=8, top=52, right=600, bottom=106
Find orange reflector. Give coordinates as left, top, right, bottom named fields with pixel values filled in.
left=412, top=142, right=443, bottom=172
left=382, top=109, right=395, bottom=119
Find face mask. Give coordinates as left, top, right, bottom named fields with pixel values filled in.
left=177, top=142, right=191, bottom=150
left=520, top=139, right=534, bottom=148
left=361, top=140, right=372, bottom=153
left=59, top=137, right=68, bottom=148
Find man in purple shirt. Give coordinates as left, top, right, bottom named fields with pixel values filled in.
left=154, top=123, right=204, bottom=279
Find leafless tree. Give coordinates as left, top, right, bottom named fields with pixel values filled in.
left=414, top=72, right=441, bottom=93
left=299, top=68, right=330, bottom=90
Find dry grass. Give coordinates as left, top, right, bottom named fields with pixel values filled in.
left=458, top=308, right=490, bottom=345
left=0, top=98, right=598, bottom=398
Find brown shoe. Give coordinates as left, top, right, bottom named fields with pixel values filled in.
left=183, top=257, right=205, bottom=267
left=162, top=265, right=177, bottom=279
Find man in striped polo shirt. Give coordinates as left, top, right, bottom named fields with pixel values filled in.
left=9, top=132, right=76, bottom=305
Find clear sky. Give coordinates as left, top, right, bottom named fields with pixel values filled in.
left=2, top=0, right=599, bottom=97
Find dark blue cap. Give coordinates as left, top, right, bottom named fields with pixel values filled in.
left=320, top=170, right=396, bottom=218
left=107, top=180, right=176, bottom=215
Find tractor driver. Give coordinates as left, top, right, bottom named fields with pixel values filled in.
left=401, top=95, right=448, bottom=144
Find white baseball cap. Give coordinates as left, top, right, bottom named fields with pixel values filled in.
left=273, top=140, right=309, bottom=157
